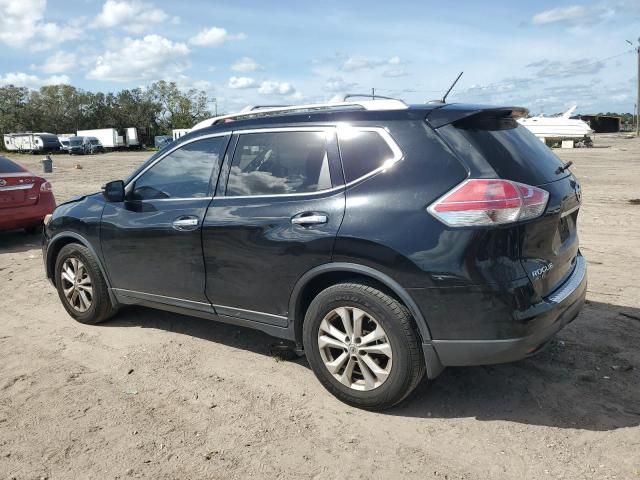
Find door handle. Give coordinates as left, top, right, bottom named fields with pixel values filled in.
left=172, top=216, right=199, bottom=231
left=291, top=214, right=328, bottom=226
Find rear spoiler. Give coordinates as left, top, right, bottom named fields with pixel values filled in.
left=425, top=104, right=529, bottom=129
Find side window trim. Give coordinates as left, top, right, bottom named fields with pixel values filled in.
left=219, top=127, right=344, bottom=199
left=336, top=126, right=404, bottom=186
left=124, top=132, right=231, bottom=200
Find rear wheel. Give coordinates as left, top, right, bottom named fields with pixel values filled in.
left=303, top=283, right=425, bottom=410
left=54, top=243, right=116, bottom=324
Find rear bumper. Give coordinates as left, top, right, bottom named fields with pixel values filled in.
left=429, top=255, right=587, bottom=367
left=0, top=195, right=56, bottom=231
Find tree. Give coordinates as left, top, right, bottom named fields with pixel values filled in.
left=0, top=81, right=214, bottom=150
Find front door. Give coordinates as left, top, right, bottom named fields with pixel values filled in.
left=101, top=134, right=230, bottom=305
left=202, top=127, right=345, bottom=326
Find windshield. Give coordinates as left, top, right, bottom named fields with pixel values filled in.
left=90, top=139, right=100, bottom=145
left=69, top=138, right=83, bottom=146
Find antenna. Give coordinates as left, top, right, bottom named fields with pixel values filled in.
left=442, top=71, right=464, bottom=103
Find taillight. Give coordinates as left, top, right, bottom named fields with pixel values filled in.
left=428, top=179, right=548, bottom=227
left=40, top=181, right=53, bottom=192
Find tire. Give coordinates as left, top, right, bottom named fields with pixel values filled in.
left=303, top=283, right=425, bottom=410
left=54, top=243, right=117, bottom=325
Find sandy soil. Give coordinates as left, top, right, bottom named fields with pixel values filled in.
left=1, top=138, right=639, bottom=480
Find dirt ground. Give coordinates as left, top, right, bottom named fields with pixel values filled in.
left=1, top=136, right=639, bottom=480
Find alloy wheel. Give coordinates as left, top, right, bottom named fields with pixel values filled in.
left=60, top=257, right=93, bottom=313
left=317, top=306, right=393, bottom=391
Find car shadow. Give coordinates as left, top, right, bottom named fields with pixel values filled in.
left=0, top=230, right=42, bottom=254
left=103, top=300, right=639, bottom=432
left=394, top=300, right=640, bottom=431
left=105, top=305, right=302, bottom=360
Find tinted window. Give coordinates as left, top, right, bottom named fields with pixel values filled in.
left=132, top=136, right=226, bottom=200
left=226, top=131, right=332, bottom=196
left=338, top=130, right=395, bottom=182
left=0, top=157, right=25, bottom=173
left=440, top=117, right=566, bottom=185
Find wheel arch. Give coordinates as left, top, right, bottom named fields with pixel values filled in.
left=288, top=263, right=433, bottom=346
left=46, top=232, right=115, bottom=303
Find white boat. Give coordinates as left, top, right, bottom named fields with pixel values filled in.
left=518, top=106, right=593, bottom=143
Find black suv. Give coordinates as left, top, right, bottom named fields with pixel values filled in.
left=43, top=99, right=586, bottom=410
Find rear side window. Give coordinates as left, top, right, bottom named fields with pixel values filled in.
left=0, top=157, right=25, bottom=173
left=132, top=136, right=227, bottom=200
left=337, top=130, right=396, bottom=182
left=226, top=131, right=332, bottom=196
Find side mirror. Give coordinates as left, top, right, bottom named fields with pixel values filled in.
left=102, top=180, right=125, bottom=202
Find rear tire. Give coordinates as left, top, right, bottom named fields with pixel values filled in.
left=54, top=243, right=117, bottom=325
left=303, top=283, right=425, bottom=410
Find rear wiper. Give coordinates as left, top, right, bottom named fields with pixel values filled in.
left=556, top=161, right=573, bottom=174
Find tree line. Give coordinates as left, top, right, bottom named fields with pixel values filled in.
left=0, top=81, right=214, bottom=149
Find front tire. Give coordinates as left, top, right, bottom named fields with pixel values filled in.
left=303, top=283, right=425, bottom=410
left=54, top=243, right=117, bottom=324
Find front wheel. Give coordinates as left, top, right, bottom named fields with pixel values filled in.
left=54, top=243, right=117, bottom=324
left=303, top=283, right=425, bottom=410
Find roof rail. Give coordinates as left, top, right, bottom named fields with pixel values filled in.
left=191, top=98, right=409, bottom=131
left=343, top=93, right=400, bottom=102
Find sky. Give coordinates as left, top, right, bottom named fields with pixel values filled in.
left=0, top=0, right=638, bottom=115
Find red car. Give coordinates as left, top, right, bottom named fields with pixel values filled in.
left=0, top=155, right=56, bottom=233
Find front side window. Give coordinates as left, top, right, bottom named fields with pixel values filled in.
left=337, top=129, right=396, bottom=183
left=226, top=131, right=332, bottom=196
left=132, top=136, right=226, bottom=200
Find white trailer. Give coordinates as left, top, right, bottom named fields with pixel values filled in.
left=125, top=127, right=140, bottom=147
left=172, top=129, right=190, bottom=140
left=76, top=128, right=122, bottom=149
left=3, top=132, right=61, bottom=152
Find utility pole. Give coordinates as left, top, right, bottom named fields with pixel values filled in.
left=371, top=87, right=375, bottom=100
left=627, top=39, right=640, bottom=136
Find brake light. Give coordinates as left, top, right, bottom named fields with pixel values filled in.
left=40, top=181, right=53, bottom=192
left=428, top=179, right=548, bottom=227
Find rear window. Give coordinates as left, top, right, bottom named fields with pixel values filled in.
left=0, top=156, right=25, bottom=173
left=337, top=130, right=396, bottom=183
left=439, top=114, right=567, bottom=185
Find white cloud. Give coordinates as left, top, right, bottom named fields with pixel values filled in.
left=189, top=26, right=246, bottom=47
left=323, top=77, right=357, bottom=93
left=37, top=51, right=77, bottom=74
left=0, top=0, right=81, bottom=50
left=382, top=68, right=408, bottom=78
left=87, top=35, right=190, bottom=82
left=0, top=71, right=70, bottom=88
left=341, top=55, right=404, bottom=72
left=228, top=76, right=257, bottom=89
left=258, top=81, right=296, bottom=95
left=530, top=4, right=619, bottom=26
left=231, top=57, right=261, bottom=73
left=532, top=6, right=589, bottom=25
left=92, top=0, right=169, bottom=33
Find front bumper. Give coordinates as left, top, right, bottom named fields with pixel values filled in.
left=428, top=255, right=587, bottom=367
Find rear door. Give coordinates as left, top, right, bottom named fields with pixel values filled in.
left=436, top=113, right=582, bottom=298
left=0, top=157, right=39, bottom=210
left=202, top=127, right=345, bottom=326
